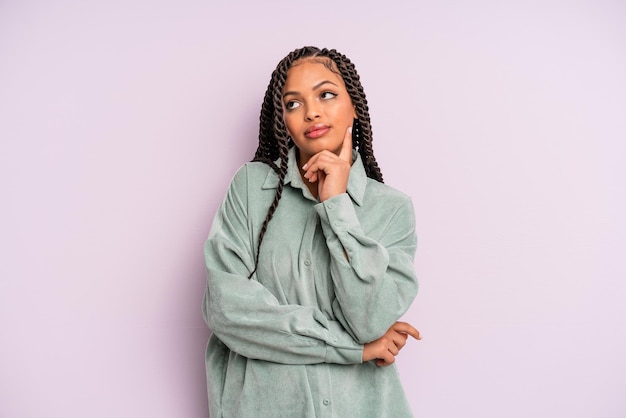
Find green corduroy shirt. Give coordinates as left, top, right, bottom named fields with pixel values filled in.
left=203, top=147, right=418, bottom=417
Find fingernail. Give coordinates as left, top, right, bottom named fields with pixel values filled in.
left=302, top=163, right=308, bottom=170
left=348, top=127, right=353, bottom=134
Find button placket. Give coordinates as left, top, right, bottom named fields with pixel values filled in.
left=299, top=207, right=317, bottom=275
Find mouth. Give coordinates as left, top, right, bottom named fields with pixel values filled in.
left=304, top=124, right=331, bottom=139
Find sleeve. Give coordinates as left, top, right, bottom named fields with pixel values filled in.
left=202, top=165, right=363, bottom=365
left=314, top=192, right=418, bottom=344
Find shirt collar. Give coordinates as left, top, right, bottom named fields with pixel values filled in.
left=262, top=147, right=367, bottom=206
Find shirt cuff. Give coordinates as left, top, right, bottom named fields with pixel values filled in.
left=315, top=193, right=360, bottom=236
left=323, top=320, right=363, bottom=364
left=325, top=345, right=363, bottom=364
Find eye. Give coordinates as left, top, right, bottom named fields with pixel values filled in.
left=285, top=101, right=301, bottom=111
left=321, top=91, right=337, bottom=100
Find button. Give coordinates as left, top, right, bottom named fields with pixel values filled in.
left=323, top=399, right=330, bottom=406
left=303, top=259, right=311, bottom=266
left=333, top=222, right=342, bottom=228
left=327, top=202, right=335, bottom=209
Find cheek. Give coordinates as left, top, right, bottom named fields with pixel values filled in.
left=283, top=114, right=296, bottom=135
left=336, top=99, right=356, bottom=122
left=340, top=104, right=356, bottom=123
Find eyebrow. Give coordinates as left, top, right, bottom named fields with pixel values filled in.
left=283, top=80, right=339, bottom=98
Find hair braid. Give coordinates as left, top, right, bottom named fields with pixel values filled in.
left=249, top=46, right=384, bottom=278
left=321, top=48, right=383, bottom=182
left=248, top=138, right=289, bottom=278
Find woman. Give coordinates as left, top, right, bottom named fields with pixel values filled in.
left=203, top=46, right=421, bottom=417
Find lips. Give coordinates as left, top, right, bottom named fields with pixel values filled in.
left=304, top=124, right=330, bottom=139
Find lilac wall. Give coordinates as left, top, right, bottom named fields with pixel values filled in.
left=1, top=1, right=624, bottom=417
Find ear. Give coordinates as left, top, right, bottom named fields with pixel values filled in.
left=353, top=104, right=358, bottom=118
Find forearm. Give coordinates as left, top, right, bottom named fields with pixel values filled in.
left=204, top=239, right=363, bottom=365
left=315, top=193, right=418, bottom=343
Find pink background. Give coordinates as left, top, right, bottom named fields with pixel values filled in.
left=1, top=1, right=625, bottom=417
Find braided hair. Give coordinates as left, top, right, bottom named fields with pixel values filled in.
left=249, top=46, right=383, bottom=278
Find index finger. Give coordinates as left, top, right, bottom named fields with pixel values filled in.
left=338, top=126, right=353, bottom=164
left=391, top=321, right=422, bottom=340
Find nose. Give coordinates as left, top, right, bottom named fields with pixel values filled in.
left=305, top=103, right=320, bottom=121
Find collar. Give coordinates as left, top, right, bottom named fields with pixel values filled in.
left=262, top=147, right=367, bottom=206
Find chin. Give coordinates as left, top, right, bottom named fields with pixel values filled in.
left=316, top=137, right=342, bottom=150
left=311, top=144, right=341, bottom=155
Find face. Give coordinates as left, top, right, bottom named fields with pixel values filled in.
left=282, top=59, right=357, bottom=163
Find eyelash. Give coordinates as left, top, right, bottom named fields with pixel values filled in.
left=285, top=91, right=338, bottom=111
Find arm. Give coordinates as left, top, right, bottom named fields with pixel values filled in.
left=315, top=193, right=418, bottom=344
left=300, top=128, right=418, bottom=344
left=202, top=165, right=363, bottom=365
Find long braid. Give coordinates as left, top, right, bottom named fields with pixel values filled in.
left=249, top=46, right=384, bottom=278
left=248, top=47, right=311, bottom=277
left=322, top=48, right=383, bottom=182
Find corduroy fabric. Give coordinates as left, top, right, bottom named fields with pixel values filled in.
left=203, top=147, right=418, bottom=417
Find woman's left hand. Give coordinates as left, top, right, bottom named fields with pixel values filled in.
left=302, top=127, right=352, bottom=201
left=362, top=321, right=421, bottom=367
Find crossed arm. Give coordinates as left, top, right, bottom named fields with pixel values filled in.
left=204, top=133, right=421, bottom=366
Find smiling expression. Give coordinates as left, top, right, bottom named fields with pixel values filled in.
left=282, top=59, right=357, bottom=165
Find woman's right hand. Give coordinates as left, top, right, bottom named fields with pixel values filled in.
left=362, top=322, right=421, bottom=367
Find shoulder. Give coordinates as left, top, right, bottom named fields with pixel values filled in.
left=354, top=179, right=417, bottom=237
left=228, top=161, right=276, bottom=191
left=363, top=178, right=414, bottom=210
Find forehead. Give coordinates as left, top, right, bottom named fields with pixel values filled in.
left=283, top=58, right=346, bottom=90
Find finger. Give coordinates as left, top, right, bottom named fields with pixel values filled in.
left=302, top=152, right=336, bottom=182
left=304, top=167, right=323, bottom=183
left=383, top=330, right=406, bottom=349
left=302, top=155, right=320, bottom=182
left=388, top=344, right=399, bottom=356
left=304, top=170, right=318, bottom=183
left=380, top=349, right=395, bottom=366
left=376, top=353, right=396, bottom=367
left=300, top=152, right=320, bottom=173
left=301, top=152, right=330, bottom=178
left=390, top=334, right=407, bottom=351
left=392, top=322, right=421, bottom=340
left=338, top=126, right=353, bottom=164
left=301, top=149, right=335, bottom=171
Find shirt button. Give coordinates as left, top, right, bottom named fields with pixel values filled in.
left=323, top=399, right=330, bottom=406
left=327, top=202, right=335, bottom=209
left=304, top=259, right=311, bottom=266
left=333, top=221, right=342, bottom=228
